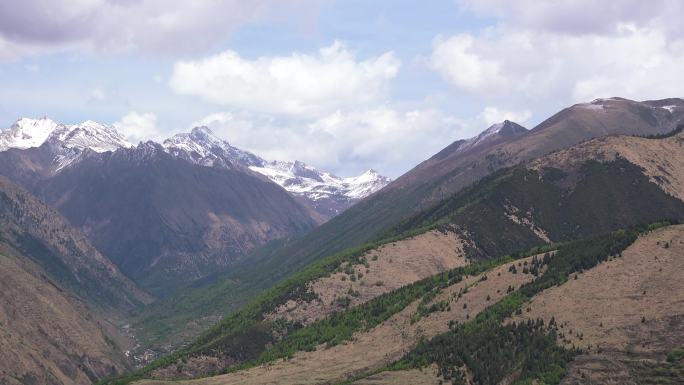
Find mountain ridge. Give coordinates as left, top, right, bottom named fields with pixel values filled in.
left=0, top=118, right=391, bottom=219
left=162, top=126, right=391, bottom=218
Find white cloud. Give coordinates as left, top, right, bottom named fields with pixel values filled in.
left=0, top=0, right=320, bottom=58
left=429, top=25, right=684, bottom=107
left=113, top=111, right=162, bottom=143
left=194, top=107, right=470, bottom=177
left=169, top=42, right=401, bottom=116
left=429, top=34, right=502, bottom=93
left=457, top=0, right=682, bottom=37
left=480, top=107, right=531, bottom=126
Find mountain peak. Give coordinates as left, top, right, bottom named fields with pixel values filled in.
left=189, top=125, right=217, bottom=139
left=163, top=127, right=262, bottom=169
left=1, top=117, right=133, bottom=171
left=50, top=121, right=132, bottom=152
left=461, top=120, right=527, bottom=151
left=0, top=117, right=62, bottom=151
left=0, top=117, right=132, bottom=153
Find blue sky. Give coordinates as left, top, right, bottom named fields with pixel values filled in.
left=1, top=0, right=683, bottom=177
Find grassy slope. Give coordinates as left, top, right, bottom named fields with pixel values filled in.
left=369, top=225, right=656, bottom=385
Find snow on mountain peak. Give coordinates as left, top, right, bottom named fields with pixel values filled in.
left=163, top=126, right=263, bottom=168
left=457, top=120, right=527, bottom=153
left=0, top=117, right=61, bottom=151
left=0, top=117, right=134, bottom=170
left=250, top=160, right=390, bottom=202
left=160, top=127, right=390, bottom=212
left=0, top=117, right=390, bottom=216
left=0, top=117, right=132, bottom=153
left=343, top=169, right=391, bottom=199
left=51, top=120, right=133, bottom=152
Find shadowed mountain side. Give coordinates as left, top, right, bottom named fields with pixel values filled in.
left=0, top=176, right=150, bottom=312
left=37, top=144, right=320, bottom=295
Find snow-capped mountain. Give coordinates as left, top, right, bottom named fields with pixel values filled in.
left=0, top=117, right=133, bottom=170
left=249, top=161, right=388, bottom=200
left=163, top=126, right=391, bottom=218
left=0, top=117, right=61, bottom=151
left=163, top=126, right=263, bottom=169
left=48, top=120, right=132, bottom=153
left=0, top=118, right=390, bottom=218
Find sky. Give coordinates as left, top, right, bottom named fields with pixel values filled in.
left=1, top=0, right=683, bottom=178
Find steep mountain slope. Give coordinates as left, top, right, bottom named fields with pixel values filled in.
left=397, top=97, right=684, bottom=199
left=163, top=127, right=390, bottom=219
left=37, top=143, right=319, bottom=295
left=0, top=176, right=150, bottom=384
left=513, top=225, right=684, bottom=384
left=137, top=98, right=684, bottom=353
left=123, top=119, right=684, bottom=382
left=0, top=246, right=131, bottom=385
left=0, top=176, right=150, bottom=312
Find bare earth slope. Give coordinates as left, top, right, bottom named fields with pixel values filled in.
left=265, top=229, right=469, bottom=325
left=147, top=229, right=471, bottom=377
left=0, top=176, right=152, bottom=384
left=530, top=128, right=684, bottom=201
left=513, top=225, right=684, bottom=384
left=0, top=245, right=132, bottom=385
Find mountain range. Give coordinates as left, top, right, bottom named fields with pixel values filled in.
left=0, top=118, right=390, bottom=219
left=2, top=96, right=684, bottom=385
left=0, top=118, right=389, bottom=294
left=162, top=126, right=391, bottom=218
